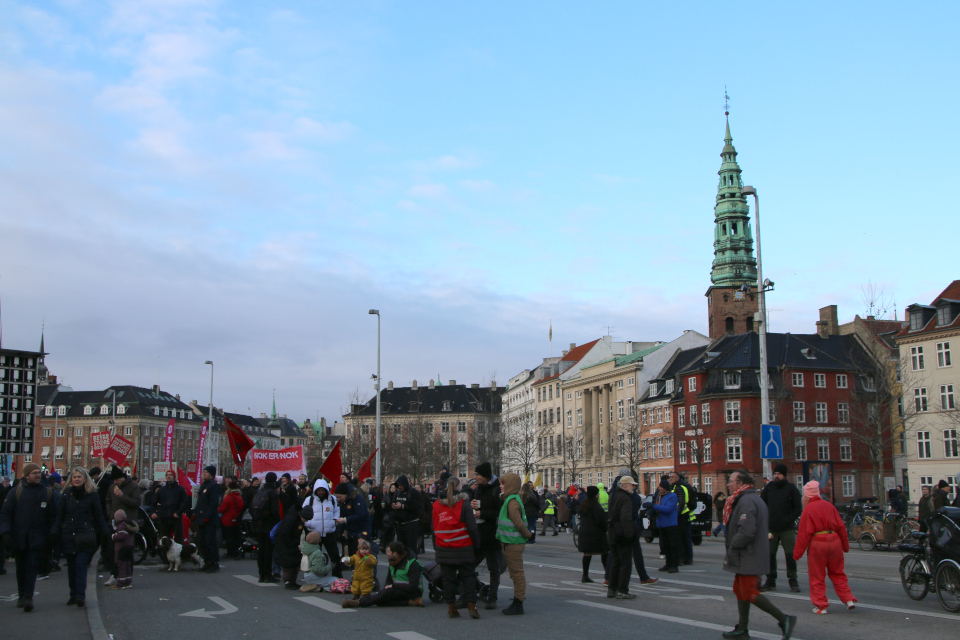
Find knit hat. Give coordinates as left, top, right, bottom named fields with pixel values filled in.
left=475, top=461, right=493, bottom=480
left=334, top=483, right=352, bottom=496
left=618, top=467, right=631, bottom=477
left=22, top=462, right=40, bottom=478
left=89, top=466, right=102, bottom=477
left=803, top=480, right=820, bottom=498
left=114, top=509, right=126, bottom=522
left=204, top=465, right=217, bottom=477
left=49, top=472, right=62, bottom=485
left=586, top=486, right=599, bottom=498
left=109, top=465, right=126, bottom=481
left=305, top=531, right=321, bottom=544
left=773, top=463, right=788, bottom=476
left=265, top=472, right=277, bottom=483
left=938, top=479, right=949, bottom=489
left=659, top=478, right=671, bottom=490
left=281, top=472, right=292, bottom=481
left=300, top=506, right=314, bottom=521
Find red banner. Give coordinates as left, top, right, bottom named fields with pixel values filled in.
left=163, top=418, right=175, bottom=462
left=251, top=446, right=306, bottom=480
left=195, top=419, right=208, bottom=484
left=91, top=432, right=112, bottom=458
left=104, top=435, right=134, bottom=466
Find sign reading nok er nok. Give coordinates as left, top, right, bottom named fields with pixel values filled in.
left=250, top=445, right=305, bottom=480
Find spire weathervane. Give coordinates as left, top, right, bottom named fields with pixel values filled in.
left=724, top=85, right=730, bottom=116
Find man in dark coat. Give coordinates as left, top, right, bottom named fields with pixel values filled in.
left=669, top=471, right=695, bottom=565
left=392, top=475, right=422, bottom=557
left=251, top=472, right=281, bottom=582
left=606, top=476, right=638, bottom=599
left=195, top=465, right=223, bottom=572
left=472, top=462, right=503, bottom=609
left=0, top=463, right=58, bottom=611
left=722, top=470, right=797, bottom=640
left=151, top=470, right=189, bottom=543
left=759, top=464, right=803, bottom=593
left=334, top=482, right=372, bottom=555
left=103, top=465, right=140, bottom=586
left=932, top=480, right=951, bottom=511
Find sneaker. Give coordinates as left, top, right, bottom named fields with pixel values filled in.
left=37, top=574, right=50, bottom=581
left=780, top=614, right=798, bottom=640
left=789, top=579, right=801, bottom=593
left=615, top=592, right=636, bottom=600
left=76, top=598, right=85, bottom=608
left=284, top=582, right=299, bottom=590
left=67, top=598, right=78, bottom=606
left=640, top=578, right=659, bottom=585
left=845, top=600, right=856, bottom=610
left=119, top=584, right=132, bottom=590
left=722, top=626, right=749, bottom=639
left=300, top=584, right=318, bottom=592
left=606, top=588, right=616, bottom=598
left=812, top=606, right=828, bottom=614
left=104, top=576, right=117, bottom=587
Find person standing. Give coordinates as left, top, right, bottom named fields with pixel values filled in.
left=540, top=489, right=559, bottom=536
left=0, top=475, right=10, bottom=576
left=334, top=482, right=372, bottom=556
left=302, top=479, right=343, bottom=578
left=0, top=463, right=57, bottom=612
left=721, top=470, right=797, bottom=640
left=713, top=492, right=727, bottom=537
left=251, top=472, right=281, bottom=583
left=668, top=471, right=694, bottom=565
left=496, top=473, right=534, bottom=615
left=932, top=480, right=951, bottom=511
left=104, top=466, right=140, bottom=587
left=392, top=475, right=422, bottom=556
left=432, top=477, right=481, bottom=618
left=521, top=481, right=540, bottom=543
left=219, top=480, right=244, bottom=559
left=151, top=470, right=189, bottom=543
left=607, top=477, right=639, bottom=599
left=52, top=468, right=108, bottom=607
left=760, top=464, right=803, bottom=593
left=472, top=462, right=503, bottom=610
left=652, top=478, right=680, bottom=573
left=577, top=486, right=609, bottom=583
left=195, top=465, right=223, bottom=573
left=275, top=505, right=309, bottom=590
left=793, top=480, right=856, bottom=614
left=918, top=485, right=933, bottom=532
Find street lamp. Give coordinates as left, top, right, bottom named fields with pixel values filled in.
left=741, top=185, right=773, bottom=479
left=368, top=310, right=381, bottom=483
left=204, top=361, right=214, bottom=469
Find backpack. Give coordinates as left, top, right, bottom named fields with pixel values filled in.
left=14, top=484, right=54, bottom=503
left=250, top=489, right=271, bottom=522
left=328, top=578, right=351, bottom=594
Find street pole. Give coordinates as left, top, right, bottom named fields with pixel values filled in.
left=369, top=310, right=381, bottom=483
left=205, top=361, right=214, bottom=469
left=53, top=409, right=58, bottom=475
left=742, top=186, right=771, bottom=480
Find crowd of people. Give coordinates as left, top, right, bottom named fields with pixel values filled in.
left=2, top=459, right=959, bottom=639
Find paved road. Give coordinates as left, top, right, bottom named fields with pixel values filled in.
left=86, top=533, right=956, bottom=640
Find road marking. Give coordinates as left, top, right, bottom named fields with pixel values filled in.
left=295, top=596, right=357, bottom=613
left=661, top=594, right=724, bottom=601
left=234, top=575, right=279, bottom=587
left=569, top=600, right=800, bottom=640
left=180, top=596, right=238, bottom=618
left=387, top=633, right=435, bottom=640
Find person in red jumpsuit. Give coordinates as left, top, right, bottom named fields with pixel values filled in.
left=792, top=480, right=856, bottom=614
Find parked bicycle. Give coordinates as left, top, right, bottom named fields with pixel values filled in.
left=898, top=506, right=960, bottom=613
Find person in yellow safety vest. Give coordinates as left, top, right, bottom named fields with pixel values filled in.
left=668, top=471, right=694, bottom=565
left=540, top=491, right=559, bottom=536
left=597, top=482, right=610, bottom=512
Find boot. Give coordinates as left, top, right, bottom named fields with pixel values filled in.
left=759, top=578, right=776, bottom=592
left=448, top=603, right=461, bottom=618
left=22, top=599, right=34, bottom=613
left=468, top=602, right=480, bottom=618
left=789, top=578, right=801, bottom=593
left=502, top=597, right=524, bottom=616
left=485, top=596, right=498, bottom=610
left=607, top=588, right=616, bottom=598
left=408, top=598, right=424, bottom=607
left=581, top=574, right=594, bottom=583
left=341, top=599, right=359, bottom=608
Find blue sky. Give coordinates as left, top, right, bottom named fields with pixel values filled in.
left=1, top=1, right=957, bottom=424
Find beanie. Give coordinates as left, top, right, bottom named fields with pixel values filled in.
left=265, top=472, right=277, bottom=483
left=204, top=465, right=217, bottom=477
left=586, top=486, right=599, bottom=498
left=659, top=478, right=672, bottom=491
left=22, top=462, right=41, bottom=478
left=475, top=461, right=493, bottom=480
left=773, top=463, right=788, bottom=476
left=938, top=479, right=949, bottom=489
left=803, top=480, right=820, bottom=499
left=89, top=466, right=102, bottom=477
left=305, top=531, right=321, bottom=544
left=109, top=465, right=126, bottom=481
left=334, top=483, right=352, bottom=496
left=49, top=472, right=62, bottom=485
left=114, top=509, right=127, bottom=522
left=618, top=467, right=631, bottom=477
left=300, top=506, right=314, bottom=521
left=281, top=472, right=292, bottom=481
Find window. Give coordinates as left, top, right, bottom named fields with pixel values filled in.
left=360, top=424, right=370, bottom=436
left=577, top=391, right=582, bottom=398
left=724, top=372, right=741, bottom=389
left=599, top=405, right=603, bottom=425
left=618, top=433, right=625, bottom=456
left=665, top=379, right=674, bottom=394
left=837, top=374, right=848, bottom=389
left=942, top=385, right=956, bottom=410
left=83, top=406, right=92, bottom=416
left=945, top=429, right=959, bottom=458
left=549, top=436, right=555, bottom=456
left=703, top=438, right=712, bottom=462
left=795, top=437, right=807, bottom=461
left=690, top=440, right=699, bottom=463
left=768, top=400, right=777, bottom=423
left=125, top=426, right=133, bottom=436
left=840, top=437, right=852, bottom=461
left=842, top=475, right=855, bottom=497
left=44, top=406, right=53, bottom=417
left=628, top=398, right=635, bottom=418
left=567, top=410, right=572, bottom=427
left=56, top=428, right=64, bottom=437
left=921, top=475, right=933, bottom=489
left=915, top=388, right=928, bottom=412
left=838, top=403, right=850, bottom=423
left=792, top=372, right=804, bottom=387
left=43, top=428, right=51, bottom=438
left=628, top=377, right=635, bottom=386
left=393, top=423, right=402, bottom=437
left=441, top=441, right=450, bottom=455
left=726, top=436, right=742, bottom=462
left=657, top=407, right=663, bottom=424
left=548, top=409, right=554, bottom=424
left=814, top=373, right=826, bottom=388
left=937, top=342, right=952, bottom=367
left=537, top=389, right=541, bottom=402
left=701, top=403, right=711, bottom=424
left=75, top=428, right=82, bottom=437
left=457, top=441, right=466, bottom=455
left=664, top=406, right=670, bottom=423
left=549, top=386, right=553, bottom=399
left=649, top=382, right=658, bottom=396
left=442, top=400, right=452, bottom=411
left=689, top=404, right=698, bottom=425
left=458, top=421, right=466, bottom=432
left=679, top=441, right=687, bottom=464
left=918, top=432, right=931, bottom=459
left=817, top=437, right=830, bottom=460
left=816, top=402, right=828, bottom=423
left=566, top=392, right=572, bottom=400
left=704, top=476, right=713, bottom=496
left=911, top=346, right=925, bottom=371
left=725, top=401, right=740, bottom=423
left=100, top=405, right=109, bottom=415
left=441, top=422, right=450, bottom=433
left=793, top=401, right=806, bottom=423
left=640, top=409, right=647, bottom=426
left=688, top=377, right=696, bottom=392
left=576, top=409, right=583, bottom=426
left=617, top=400, right=624, bottom=420
left=657, top=438, right=664, bottom=459
left=617, top=380, right=624, bottom=389
left=677, top=407, right=685, bottom=427
left=666, top=436, right=673, bottom=457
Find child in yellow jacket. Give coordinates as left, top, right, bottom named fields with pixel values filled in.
left=342, top=539, right=378, bottom=601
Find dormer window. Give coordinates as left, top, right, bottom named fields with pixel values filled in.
left=800, top=348, right=816, bottom=360
left=58, top=405, right=66, bottom=416
left=84, top=406, right=93, bottom=416
left=649, top=382, right=659, bottom=396
left=724, top=371, right=741, bottom=389
left=409, top=401, right=420, bottom=412
left=117, top=405, right=127, bottom=415
left=152, top=406, right=160, bottom=416
left=442, top=400, right=452, bottom=411
left=100, top=405, right=109, bottom=415
left=665, top=380, right=674, bottom=394
left=45, top=406, right=54, bottom=417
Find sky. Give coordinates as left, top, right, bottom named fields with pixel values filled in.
left=1, top=1, right=958, bottom=426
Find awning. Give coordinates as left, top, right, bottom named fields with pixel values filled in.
left=41, top=446, right=50, bottom=457
left=55, top=446, right=64, bottom=458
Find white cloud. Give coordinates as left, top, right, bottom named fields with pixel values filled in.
left=408, top=183, right=448, bottom=199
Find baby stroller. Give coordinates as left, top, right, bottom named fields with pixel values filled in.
left=422, top=559, right=491, bottom=604
left=237, top=514, right=258, bottom=559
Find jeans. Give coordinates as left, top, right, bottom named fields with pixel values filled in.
left=14, top=549, right=41, bottom=599
left=66, top=550, right=92, bottom=600
left=198, top=520, right=220, bottom=566
left=475, top=546, right=501, bottom=599
left=768, top=529, right=798, bottom=581
left=712, top=523, right=726, bottom=537
left=396, top=522, right=420, bottom=557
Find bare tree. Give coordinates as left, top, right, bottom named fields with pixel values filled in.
left=615, top=410, right=652, bottom=481
left=502, top=409, right=551, bottom=477
left=861, top=280, right=895, bottom=320
left=400, top=400, right=440, bottom=485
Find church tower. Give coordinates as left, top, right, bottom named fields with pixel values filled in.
left=705, top=115, right=759, bottom=339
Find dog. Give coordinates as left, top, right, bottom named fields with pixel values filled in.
left=158, top=537, right=202, bottom=572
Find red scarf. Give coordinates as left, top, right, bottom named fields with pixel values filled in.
left=723, top=485, right=750, bottom=526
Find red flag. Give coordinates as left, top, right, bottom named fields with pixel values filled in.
left=316, top=440, right=342, bottom=485
left=358, top=449, right=378, bottom=482
left=177, top=466, right=194, bottom=492
left=225, top=416, right=255, bottom=467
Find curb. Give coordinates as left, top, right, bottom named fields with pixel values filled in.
left=86, top=559, right=109, bottom=640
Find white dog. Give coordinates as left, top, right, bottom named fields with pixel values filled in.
left=158, top=537, right=201, bottom=572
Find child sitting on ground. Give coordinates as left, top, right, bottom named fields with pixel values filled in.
left=112, top=509, right=138, bottom=589
left=341, top=538, right=378, bottom=607
left=300, top=531, right=337, bottom=592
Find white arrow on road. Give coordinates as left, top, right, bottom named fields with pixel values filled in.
left=180, top=596, right=238, bottom=618
left=661, top=594, right=724, bottom=601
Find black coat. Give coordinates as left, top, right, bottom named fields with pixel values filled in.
left=577, top=498, right=609, bottom=554
left=274, top=509, right=305, bottom=568
left=52, top=487, right=109, bottom=555
left=607, top=488, right=635, bottom=545
left=0, top=481, right=59, bottom=552
left=153, top=481, right=189, bottom=519
left=392, top=483, right=422, bottom=526
left=474, top=477, right=503, bottom=550
left=195, top=479, right=223, bottom=522
left=251, top=483, right=282, bottom=535
left=760, top=479, right=802, bottom=532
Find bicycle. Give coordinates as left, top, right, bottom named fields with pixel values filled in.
left=898, top=507, right=960, bottom=613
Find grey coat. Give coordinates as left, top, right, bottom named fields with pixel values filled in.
left=723, top=488, right=769, bottom=576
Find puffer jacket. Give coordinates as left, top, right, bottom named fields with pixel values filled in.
left=52, top=486, right=109, bottom=555
left=473, top=476, right=502, bottom=550
left=0, top=481, right=59, bottom=551
left=345, top=552, right=378, bottom=595
left=302, top=479, right=340, bottom=536
left=218, top=489, right=244, bottom=527
left=339, top=484, right=372, bottom=539
left=301, top=538, right=332, bottom=577
left=607, top=487, right=635, bottom=544
left=274, top=508, right=305, bottom=568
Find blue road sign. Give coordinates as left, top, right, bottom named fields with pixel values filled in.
left=761, top=424, right=783, bottom=460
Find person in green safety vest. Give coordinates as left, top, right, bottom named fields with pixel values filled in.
left=496, top=473, right=533, bottom=615
left=597, top=482, right=610, bottom=512
left=540, top=490, right=559, bottom=536
left=346, top=540, right=425, bottom=608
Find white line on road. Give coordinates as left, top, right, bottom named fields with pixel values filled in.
left=294, top=596, right=357, bottom=613
left=234, top=574, right=279, bottom=587
left=569, top=600, right=800, bottom=640
left=180, top=596, right=239, bottom=618
left=387, top=633, right=436, bottom=640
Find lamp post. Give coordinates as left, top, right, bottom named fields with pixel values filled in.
left=741, top=185, right=772, bottom=479
left=368, top=310, right=381, bottom=483
left=204, top=361, right=214, bottom=469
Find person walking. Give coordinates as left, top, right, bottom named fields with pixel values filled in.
left=52, top=468, right=108, bottom=607
left=577, top=486, right=609, bottom=583
left=918, top=485, right=933, bottom=532
left=652, top=478, right=680, bottom=573
left=521, top=481, right=540, bottom=543
left=721, top=470, right=797, bottom=640
left=433, top=477, right=481, bottom=618
left=713, top=491, right=727, bottom=537
left=472, top=462, right=503, bottom=609
left=793, top=480, right=856, bottom=614
left=497, top=473, right=534, bottom=615
left=932, top=480, right=951, bottom=511
left=195, top=465, right=223, bottom=573
left=540, top=489, right=559, bottom=536
left=760, top=464, right=803, bottom=593
left=250, top=472, right=281, bottom=583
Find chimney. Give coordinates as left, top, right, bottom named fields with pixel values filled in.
left=191, top=400, right=198, bottom=406
left=471, top=383, right=480, bottom=389
left=449, top=380, right=456, bottom=386
left=429, top=379, right=435, bottom=389
left=490, top=379, right=497, bottom=389
left=569, top=343, right=576, bottom=351
left=818, top=305, right=839, bottom=338
left=412, top=379, right=418, bottom=390
left=152, top=384, right=160, bottom=393
left=562, top=350, right=569, bottom=357
left=388, top=381, right=394, bottom=390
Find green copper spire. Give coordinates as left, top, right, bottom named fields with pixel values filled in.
left=268, top=389, right=279, bottom=428
left=710, top=116, right=757, bottom=287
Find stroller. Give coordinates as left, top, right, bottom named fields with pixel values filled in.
left=237, top=514, right=258, bottom=559
left=422, top=558, right=492, bottom=604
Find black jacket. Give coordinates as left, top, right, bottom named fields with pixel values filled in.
left=274, top=508, right=305, bottom=568
left=577, top=497, right=609, bottom=554
left=0, top=481, right=59, bottom=551
left=760, top=479, right=802, bottom=532
left=393, top=476, right=422, bottom=526
left=252, top=483, right=282, bottom=535
left=474, top=477, right=502, bottom=550
left=607, top=488, right=635, bottom=544
left=153, top=481, right=190, bottom=519
left=195, top=479, right=223, bottom=522
left=52, top=487, right=109, bottom=554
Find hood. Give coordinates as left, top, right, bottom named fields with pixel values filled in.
left=396, top=475, right=410, bottom=491
left=313, top=478, right=331, bottom=499
left=501, top=473, right=521, bottom=496
left=597, top=482, right=605, bottom=490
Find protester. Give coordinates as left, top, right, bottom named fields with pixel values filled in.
left=392, top=475, right=421, bottom=556
left=0, top=475, right=9, bottom=576
left=793, top=480, right=856, bottom=614
left=669, top=471, right=695, bottom=565
left=52, top=467, right=108, bottom=607
left=299, top=530, right=337, bottom=592
left=195, top=466, right=223, bottom=573
left=275, top=504, right=309, bottom=590
left=496, top=473, right=533, bottom=615
left=918, top=486, right=933, bottom=532
left=540, top=489, right=559, bottom=536
left=472, top=461, right=503, bottom=610
left=341, top=538, right=379, bottom=606
left=151, top=470, right=189, bottom=543
left=932, top=480, right=951, bottom=511
left=219, top=479, right=244, bottom=559
left=334, top=481, right=372, bottom=556
left=721, top=470, right=797, bottom=640
left=111, top=508, right=137, bottom=590
left=652, top=478, right=680, bottom=573
left=0, top=462, right=57, bottom=612
left=597, top=481, right=610, bottom=512
left=251, top=472, right=282, bottom=583
left=432, top=476, right=481, bottom=618
left=713, top=491, right=727, bottom=537
left=353, top=541, right=425, bottom=608
left=521, top=481, right=539, bottom=544
left=606, top=476, right=638, bottom=599
left=302, top=478, right=343, bottom=578
left=577, top=486, right=609, bottom=583
left=760, top=464, right=803, bottom=593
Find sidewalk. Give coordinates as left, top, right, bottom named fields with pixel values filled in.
left=1, top=559, right=104, bottom=640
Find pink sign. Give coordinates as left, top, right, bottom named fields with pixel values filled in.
left=163, top=418, right=175, bottom=462
left=194, top=420, right=208, bottom=484
left=250, top=446, right=306, bottom=479
left=91, top=432, right=112, bottom=457
left=104, top=435, right=134, bottom=466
